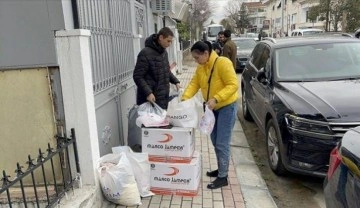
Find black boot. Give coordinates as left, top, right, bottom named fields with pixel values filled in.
left=206, top=169, right=218, bottom=177
left=207, top=177, right=228, bottom=189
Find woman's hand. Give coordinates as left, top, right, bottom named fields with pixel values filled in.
left=206, top=98, right=217, bottom=110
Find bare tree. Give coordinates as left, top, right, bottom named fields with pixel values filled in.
left=224, top=0, right=242, bottom=20
left=223, top=0, right=243, bottom=34
left=220, top=18, right=235, bottom=31
left=187, top=0, right=213, bottom=41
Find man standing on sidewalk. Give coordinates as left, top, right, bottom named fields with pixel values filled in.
left=219, top=30, right=237, bottom=70
left=133, top=27, right=180, bottom=110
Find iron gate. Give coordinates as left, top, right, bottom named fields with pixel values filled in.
left=76, top=0, right=145, bottom=155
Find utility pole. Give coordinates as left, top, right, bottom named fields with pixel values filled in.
left=188, top=3, right=193, bottom=44
left=281, top=0, right=285, bottom=36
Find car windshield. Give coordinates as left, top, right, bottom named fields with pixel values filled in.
left=302, top=30, right=323, bottom=35
left=276, top=42, right=360, bottom=81
left=233, top=39, right=257, bottom=50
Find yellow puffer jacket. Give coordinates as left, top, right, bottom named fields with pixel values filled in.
left=182, top=51, right=239, bottom=110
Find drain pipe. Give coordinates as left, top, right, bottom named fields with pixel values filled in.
left=71, top=0, right=80, bottom=29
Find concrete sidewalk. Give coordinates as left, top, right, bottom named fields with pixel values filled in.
left=101, top=65, right=277, bottom=208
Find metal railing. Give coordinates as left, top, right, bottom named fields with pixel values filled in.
left=0, top=129, right=80, bottom=208
left=76, top=0, right=136, bottom=93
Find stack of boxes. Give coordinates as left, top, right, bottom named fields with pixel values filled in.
left=141, top=127, right=201, bottom=196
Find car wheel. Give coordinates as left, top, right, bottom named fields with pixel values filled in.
left=266, top=119, right=287, bottom=175
left=242, top=89, right=253, bottom=121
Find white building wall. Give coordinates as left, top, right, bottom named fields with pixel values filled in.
left=263, top=0, right=325, bottom=36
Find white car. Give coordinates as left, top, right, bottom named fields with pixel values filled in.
left=290, top=28, right=324, bottom=37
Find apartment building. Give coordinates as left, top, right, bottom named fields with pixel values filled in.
left=250, top=0, right=325, bottom=37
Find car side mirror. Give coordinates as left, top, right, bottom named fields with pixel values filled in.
left=257, top=67, right=268, bottom=84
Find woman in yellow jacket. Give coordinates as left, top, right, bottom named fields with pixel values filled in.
left=182, top=41, right=239, bottom=189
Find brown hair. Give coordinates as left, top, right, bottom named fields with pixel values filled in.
left=158, top=27, right=174, bottom=38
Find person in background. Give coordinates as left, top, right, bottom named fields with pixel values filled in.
left=258, top=29, right=262, bottom=41
left=211, top=41, right=222, bottom=55
left=215, top=31, right=225, bottom=55
left=219, top=30, right=237, bottom=70
left=182, top=41, right=239, bottom=189
left=133, top=27, right=180, bottom=110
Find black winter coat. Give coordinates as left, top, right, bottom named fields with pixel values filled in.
left=133, top=34, right=180, bottom=109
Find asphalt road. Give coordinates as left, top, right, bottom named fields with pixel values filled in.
left=236, top=74, right=326, bottom=208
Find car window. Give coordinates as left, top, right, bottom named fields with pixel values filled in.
left=233, top=39, right=257, bottom=50
left=302, top=30, right=323, bottom=36
left=275, top=42, right=360, bottom=81
left=257, top=46, right=270, bottom=70
left=250, top=44, right=265, bottom=69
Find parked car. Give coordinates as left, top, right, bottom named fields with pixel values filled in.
left=241, top=36, right=360, bottom=177
left=355, top=28, right=360, bottom=38
left=310, top=32, right=354, bottom=38
left=239, top=33, right=259, bottom=41
left=323, top=126, right=360, bottom=208
left=290, top=28, right=324, bottom=36
left=232, top=38, right=257, bottom=73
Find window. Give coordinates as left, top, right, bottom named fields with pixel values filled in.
left=250, top=44, right=265, bottom=69
left=306, top=11, right=309, bottom=22
left=251, top=44, right=270, bottom=70
left=258, top=46, right=270, bottom=70
left=276, top=43, right=360, bottom=81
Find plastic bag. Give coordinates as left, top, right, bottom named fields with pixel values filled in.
left=127, top=105, right=142, bottom=152
left=136, top=102, right=169, bottom=127
left=167, top=94, right=200, bottom=128
left=199, top=105, right=216, bottom=135
left=169, top=84, right=179, bottom=101
left=98, top=152, right=141, bottom=206
left=112, top=146, right=154, bottom=197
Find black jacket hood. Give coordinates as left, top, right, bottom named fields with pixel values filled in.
left=145, top=34, right=165, bottom=54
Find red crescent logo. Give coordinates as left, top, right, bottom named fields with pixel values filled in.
left=158, top=133, right=173, bottom=143
left=164, top=167, right=179, bottom=176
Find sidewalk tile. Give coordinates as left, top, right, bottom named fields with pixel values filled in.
left=150, top=195, right=162, bottom=204
left=202, top=190, right=213, bottom=199
left=159, top=200, right=170, bottom=208
left=214, top=201, right=225, bottom=208
left=181, top=200, right=192, bottom=208
left=170, top=196, right=182, bottom=205
left=203, top=198, right=214, bottom=207
left=213, top=192, right=223, bottom=201
left=148, top=204, right=160, bottom=208
left=192, top=195, right=202, bottom=204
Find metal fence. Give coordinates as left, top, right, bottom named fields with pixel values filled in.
left=181, top=40, right=191, bottom=50
left=0, top=129, right=80, bottom=208
left=76, top=0, right=135, bottom=94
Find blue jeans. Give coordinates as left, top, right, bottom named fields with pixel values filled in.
left=210, top=102, right=237, bottom=178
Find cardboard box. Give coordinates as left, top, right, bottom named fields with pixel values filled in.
left=149, top=151, right=201, bottom=196
left=142, top=127, right=195, bottom=163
